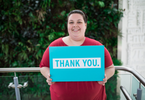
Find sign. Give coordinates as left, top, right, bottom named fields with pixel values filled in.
left=49, top=46, right=105, bottom=82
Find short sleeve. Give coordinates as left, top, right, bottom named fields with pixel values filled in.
left=82, top=37, right=113, bottom=68
left=39, top=37, right=65, bottom=68
left=39, top=47, right=50, bottom=68
left=104, top=48, right=113, bottom=68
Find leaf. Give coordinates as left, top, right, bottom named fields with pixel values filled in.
left=98, top=1, right=105, bottom=7
left=18, top=51, right=28, bottom=60
left=55, top=32, right=65, bottom=36
left=2, top=44, right=9, bottom=55
left=46, top=25, right=50, bottom=29
left=36, top=50, right=42, bottom=59
left=26, top=46, right=31, bottom=52
left=48, top=33, right=55, bottom=41
left=108, top=16, right=112, bottom=22
left=36, top=44, right=40, bottom=47
left=29, top=12, right=34, bottom=17
left=60, top=11, right=66, bottom=16
left=18, top=42, right=23, bottom=46
left=12, top=61, right=18, bottom=67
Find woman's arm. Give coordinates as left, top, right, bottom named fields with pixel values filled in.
left=40, top=67, right=50, bottom=78
left=98, top=64, right=115, bottom=85
left=105, top=64, right=115, bottom=80
left=40, top=67, right=55, bottom=85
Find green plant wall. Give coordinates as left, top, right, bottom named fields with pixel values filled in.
left=0, top=0, right=123, bottom=100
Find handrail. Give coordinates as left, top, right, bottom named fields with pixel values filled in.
left=0, top=66, right=145, bottom=86
left=120, top=86, right=133, bottom=100
left=115, top=66, right=145, bottom=87
left=0, top=67, right=40, bottom=72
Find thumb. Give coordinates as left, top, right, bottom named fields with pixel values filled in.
left=47, top=74, right=50, bottom=79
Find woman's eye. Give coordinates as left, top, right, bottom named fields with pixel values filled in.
left=77, top=22, right=82, bottom=24
left=69, top=22, right=73, bottom=24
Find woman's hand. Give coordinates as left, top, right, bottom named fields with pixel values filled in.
left=46, top=74, right=55, bottom=85
left=98, top=74, right=107, bottom=86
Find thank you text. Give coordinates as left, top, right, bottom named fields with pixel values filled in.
left=53, top=58, right=101, bottom=69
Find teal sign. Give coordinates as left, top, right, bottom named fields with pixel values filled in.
left=49, top=46, right=105, bottom=82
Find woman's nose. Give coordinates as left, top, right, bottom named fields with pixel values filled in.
left=73, top=22, right=77, bottom=27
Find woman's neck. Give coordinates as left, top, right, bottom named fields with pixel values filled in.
left=62, top=36, right=85, bottom=46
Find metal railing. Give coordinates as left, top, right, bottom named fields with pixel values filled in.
left=115, top=66, right=145, bottom=87
left=0, top=67, right=40, bottom=72
left=120, top=86, right=133, bottom=100
left=0, top=67, right=40, bottom=100
left=115, top=66, right=145, bottom=100
left=1, top=66, right=144, bottom=86
left=0, top=66, right=145, bottom=100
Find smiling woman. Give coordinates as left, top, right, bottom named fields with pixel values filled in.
left=66, top=13, right=86, bottom=43
left=63, top=10, right=87, bottom=45
left=39, top=9, right=115, bottom=100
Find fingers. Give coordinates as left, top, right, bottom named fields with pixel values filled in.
left=46, top=74, right=55, bottom=85
left=98, top=81, right=105, bottom=86
left=103, top=74, right=107, bottom=82
left=98, top=74, right=107, bottom=86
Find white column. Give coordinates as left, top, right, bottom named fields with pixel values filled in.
left=118, top=0, right=145, bottom=100
left=118, top=0, right=145, bottom=78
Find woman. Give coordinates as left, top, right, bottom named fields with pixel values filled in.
left=40, top=9, right=115, bottom=100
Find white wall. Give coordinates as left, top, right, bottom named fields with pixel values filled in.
left=118, top=0, right=145, bottom=99
left=118, top=0, right=145, bottom=78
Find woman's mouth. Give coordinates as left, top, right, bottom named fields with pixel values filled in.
left=72, top=29, right=80, bottom=32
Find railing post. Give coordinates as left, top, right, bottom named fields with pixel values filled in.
left=13, top=72, right=21, bottom=100
left=136, top=82, right=142, bottom=100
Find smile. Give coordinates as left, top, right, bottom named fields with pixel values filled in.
left=72, top=29, right=80, bottom=32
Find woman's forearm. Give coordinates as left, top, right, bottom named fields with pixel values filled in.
left=40, top=67, right=50, bottom=79
left=105, top=64, right=115, bottom=80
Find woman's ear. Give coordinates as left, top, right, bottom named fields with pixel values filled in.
left=85, top=23, right=87, bottom=27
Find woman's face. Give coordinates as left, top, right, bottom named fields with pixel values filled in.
left=67, top=13, right=87, bottom=41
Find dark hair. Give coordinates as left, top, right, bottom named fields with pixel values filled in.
left=67, top=10, right=87, bottom=23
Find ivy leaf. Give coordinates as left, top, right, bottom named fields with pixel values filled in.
left=2, top=44, right=9, bottom=55
left=98, top=1, right=105, bottom=8
left=60, top=11, right=66, bottom=16
left=26, top=46, right=31, bottom=52
left=12, top=61, right=18, bottom=67
left=18, top=51, right=28, bottom=60
left=36, top=50, right=42, bottom=59
left=48, top=33, right=55, bottom=41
